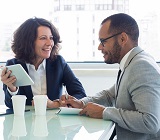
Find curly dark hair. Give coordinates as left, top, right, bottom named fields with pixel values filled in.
left=101, top=13, right=139, bottom=44
left=11, top=17, right=61, bottom=64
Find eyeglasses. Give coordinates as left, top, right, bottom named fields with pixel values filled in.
left=99, top=32, right=122, bottom=47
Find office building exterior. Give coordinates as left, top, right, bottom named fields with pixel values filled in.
left=51, top=0, right=129, bottom=61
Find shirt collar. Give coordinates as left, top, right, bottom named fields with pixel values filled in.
left=26, top=59, right=46, bottom=70
left=119, top=48, right=134, bottom=71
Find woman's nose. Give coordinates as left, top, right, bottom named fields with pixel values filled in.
left=46, top=39, right=53, bottom=46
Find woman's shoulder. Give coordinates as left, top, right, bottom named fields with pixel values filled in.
left=56, top=55, right=65, bottom=60
left=48, top=55, right=66, bottom=63
left=6, top=58, right=18, bottom=64
left=6, top=58, right=26, bottom=66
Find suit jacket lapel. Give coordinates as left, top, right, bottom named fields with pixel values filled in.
left=46, top=59, right=54, bottom=97
left=124, top=47, right=144, bottom=69
left=116, top=47, right=144, bottom=97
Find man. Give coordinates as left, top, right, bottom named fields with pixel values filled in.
left=60, top=13, right=160, bottom=140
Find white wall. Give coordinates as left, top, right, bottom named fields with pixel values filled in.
left=0, top=81, right=4, bottom=105
left=73, top=69, right=117, bottom=96
left=0, top=62, right=5, bottom=105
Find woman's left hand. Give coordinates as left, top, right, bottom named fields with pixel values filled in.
left=47, top=99, right=60, bottom=108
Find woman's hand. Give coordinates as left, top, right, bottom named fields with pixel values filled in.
left=32, top=97, right=60, bottom=109
left=47, top=99, right=60, bottom=108
left=0, top=67, right=17, bottom=92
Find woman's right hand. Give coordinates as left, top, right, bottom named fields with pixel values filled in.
left=0, top=67, right=17, bottom=92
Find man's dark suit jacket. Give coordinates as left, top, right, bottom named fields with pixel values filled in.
left=3, top=55, right=86, bottom=108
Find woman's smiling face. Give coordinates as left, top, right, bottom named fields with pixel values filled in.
left=34, top=26, right=54, bottom=63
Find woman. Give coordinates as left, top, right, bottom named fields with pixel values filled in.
left=1, top=17, right=86, bottom=108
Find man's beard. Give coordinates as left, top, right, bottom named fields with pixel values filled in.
left=104, top=41, right=121, bottom=64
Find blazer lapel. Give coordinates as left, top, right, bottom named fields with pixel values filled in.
left=124, top=47, right=144, bottom=69
left=116, top=47, right=144, bottom=98
left=46, top=59, right=54, bottom=97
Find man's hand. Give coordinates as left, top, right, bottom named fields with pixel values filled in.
left=80, top=102, right=105, bottom=119
left=59, top=95, right=84, bottom=108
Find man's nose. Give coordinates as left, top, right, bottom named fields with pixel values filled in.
left=98, top=43, right=103, bottom=50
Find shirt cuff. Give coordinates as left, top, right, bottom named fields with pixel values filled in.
left=53, top=99, right=59, bottom=102
left=80, top=100, right=85, bottom=108
left=7, top=87, right=19, bottom=96
left=102, top=107, right=108, bottom=119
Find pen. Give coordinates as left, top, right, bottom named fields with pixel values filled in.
left=65, top=86, right=69, bottom=100
left=64, top=86, right=70, bottom=107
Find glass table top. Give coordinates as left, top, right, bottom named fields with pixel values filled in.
left=0, top=105, right=113, bottom=140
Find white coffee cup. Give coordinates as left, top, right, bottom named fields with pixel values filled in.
left=33, top=95, right=48, bottom=116
left=11, top=95, right=27, bottom=116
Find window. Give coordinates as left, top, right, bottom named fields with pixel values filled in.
left=76, top=5, right=85, bottom=11
left=0, top=0, right=160, bottom=62
left=64, top=5, right=72, bottom=11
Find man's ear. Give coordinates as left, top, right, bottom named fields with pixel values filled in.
left=121, top=37, right=124, bottom=42
left=119, top=32, right=128, bottom=45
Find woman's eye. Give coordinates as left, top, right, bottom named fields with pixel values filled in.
left=40, top=37, right=46, bottom=40
left=50, top=37, right=53, bottom=40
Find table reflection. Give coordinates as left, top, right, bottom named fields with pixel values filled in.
left=79, top=116, right=108, bottom=133
left=33, top=116, right=48, bottom=137
left=11, top=116, right=27, bottom=137
left=1, top=109, right=113, bottom=140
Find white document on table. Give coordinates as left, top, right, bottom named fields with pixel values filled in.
left=57, top=107, right=82, bottom=115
